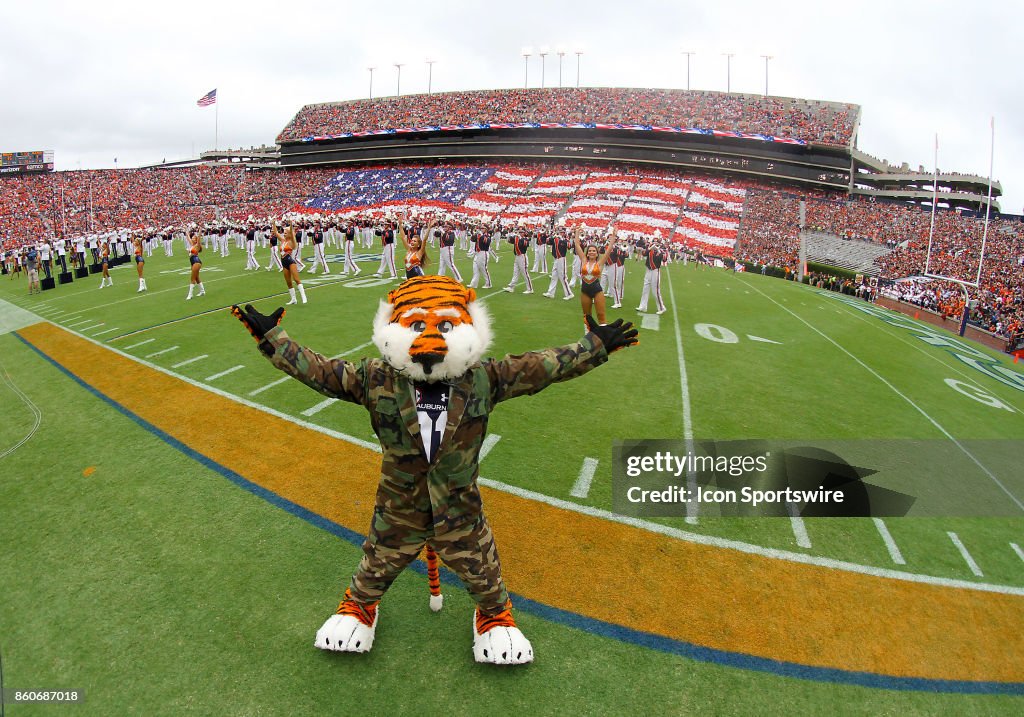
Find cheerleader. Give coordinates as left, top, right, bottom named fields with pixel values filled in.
left=185, top=230, right=205, bottom=300
left=272, top=220, right=308, bottom=305
left=98, top=238, right=112, bottom=288
left=134, top=235, right=147, bottom=292
left=573, top=226, right=619, bottom=325
left=400, top=214, right=434, bottom=279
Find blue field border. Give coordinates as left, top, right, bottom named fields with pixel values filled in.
left=15, top=330, right=1024, bottom=696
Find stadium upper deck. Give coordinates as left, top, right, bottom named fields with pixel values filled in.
left=273, top=88, right=999, bottom=212
left=277, top=87, right=860, bottom=147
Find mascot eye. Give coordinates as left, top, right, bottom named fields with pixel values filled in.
left=438, top=320, right=454, bottom=334
left=411, top=320, right=427, bottom=333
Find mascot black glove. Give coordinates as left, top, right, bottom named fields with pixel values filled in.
left=585, top=315, right=639, bottom=353
left=232, top=304, right=285, bottom=342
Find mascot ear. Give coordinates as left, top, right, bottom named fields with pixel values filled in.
left=465, top=287, right=477, bottom=304
left=387, top=287, right=400, bottom=305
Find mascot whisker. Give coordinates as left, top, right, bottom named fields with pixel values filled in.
left=232, top=275, right=638, bottom=665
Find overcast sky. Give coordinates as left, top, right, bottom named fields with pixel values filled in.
left=3, top=0, right=1021, bottom=212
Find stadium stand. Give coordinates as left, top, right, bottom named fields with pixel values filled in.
left=277, top=88, right=859, bottom=147
left=0, top=160, right=1020, bottom=345
left=802, top=231, right=892, bottom=276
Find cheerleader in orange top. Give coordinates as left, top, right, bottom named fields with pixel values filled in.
left=98, top=238, right=112, bottom=289
left=133, top=235, right=147, bottom=292
left=572, top=225, right=618, bottom=325
left=400, top=212, right=435, bottom=280
left=186, top=229, right=205, bottom=300
left=271, top=219, right=308, bottom=305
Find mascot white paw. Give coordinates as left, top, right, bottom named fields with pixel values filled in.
left=314, top=599, right=378, bottom=653
left=472, top=608, right=534, bottom=665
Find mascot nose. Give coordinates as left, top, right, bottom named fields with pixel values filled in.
left=412, top=353, right=444, bottom=375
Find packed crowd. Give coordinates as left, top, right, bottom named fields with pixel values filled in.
left=2, top=160, right=1020, bottom=344
left=733, top=189, right=802, bottom=274
left=0, top=166, right=337, bottom=248
left=798, top=193, right=1024, bottom=339
left=277, top=88, right=859, bottom=147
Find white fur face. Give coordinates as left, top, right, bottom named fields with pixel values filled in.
left=371, top=292, right=492, bottom=383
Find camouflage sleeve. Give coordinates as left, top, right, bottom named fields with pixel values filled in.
left=258, top=326, right=367, bottom=406
left=486, top=332, right=609, bottom=404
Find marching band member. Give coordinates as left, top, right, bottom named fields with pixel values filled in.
left=543, top=223, right=574, bottom=300
left=503, top=223, right=534, bottom=294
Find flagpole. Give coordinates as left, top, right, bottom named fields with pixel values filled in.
left=215, top=99, right=219, bottom=151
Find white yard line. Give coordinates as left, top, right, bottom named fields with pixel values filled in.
left=123, top=338, right=156, bottom=350
left=329, top=340, right=374, bottom=360
left=742, top=278, right=1024, bottom=513
left=47, top=321, right=1024, bottom=595
left=569, top=457, right=600, bottom=499
left=666, top=271, right=698, bottom=525
left=785, top=502, right=812, bottom=548
left=205, top=365, right=245, bottom=382
left=872, top=518, right=906, bottom=565
left=478, top=474, right=1024, bottom=595
left=171, top=354, right=208, bottom=369
left=146, top=345, right=179, bottom=358
left=640, top=314, right=661, bottom=331
left=1011, top=543, right=1024, bottom=563
left=301, top=398, right=339, bottom=417
left=92, top=327, right=120, bottom=337
left=249, top=375, right=291, bottom=396
left=479, top=433, right=502, bottom=461
left=947, top=532, right=984, bottom=577
left=821, top=291, right=1024, bottom=414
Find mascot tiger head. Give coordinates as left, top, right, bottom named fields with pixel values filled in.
left=372, top=276, right=493, bottom=382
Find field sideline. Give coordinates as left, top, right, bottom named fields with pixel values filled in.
left=1, top=247, right=1023, bottom=714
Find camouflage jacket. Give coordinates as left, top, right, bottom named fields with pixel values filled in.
left=259, top=327, right=609, bottom=533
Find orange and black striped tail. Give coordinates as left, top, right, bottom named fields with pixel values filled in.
left=425, top=545, right=441, bottom=597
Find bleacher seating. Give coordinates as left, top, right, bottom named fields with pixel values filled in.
left=277, top=88, right=859, bottom=147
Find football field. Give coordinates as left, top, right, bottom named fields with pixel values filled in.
left=1, top=246, right=1022, bottom=715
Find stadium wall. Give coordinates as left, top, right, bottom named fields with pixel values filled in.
left=279, top=128, right=852, bottom=191
left=876, top=296, right=1009, bottom=353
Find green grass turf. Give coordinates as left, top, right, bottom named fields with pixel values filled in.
left=2, top=246, right=1024, bottom=714
left=0, top=332, right=1020, bottom=716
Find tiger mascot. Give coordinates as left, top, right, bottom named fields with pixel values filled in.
left=231, top=275, right=638, bottom=665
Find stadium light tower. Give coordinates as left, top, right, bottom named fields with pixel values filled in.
left=368, top=66, right=376, bottom=100
left=426, top=58, right=436, bottom=95
left=522, top=46, right=533, bottom=89
left=394, top=62, right=405, bottom=97
left=557, top=46, right=566, bottom=87
left=681, top=50, right=695, bottom=91
left=761, top=54, right=773, bottom=96
left=539, top=46, right=550, bottom=88
left=723, top=52, right=735, bottom=93
left=575, top=47, right=583, bottom=87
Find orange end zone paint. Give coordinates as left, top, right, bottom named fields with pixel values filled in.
left=17, top=321, right=1024, bottom=685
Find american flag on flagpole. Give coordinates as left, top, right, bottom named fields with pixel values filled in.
left=197, top=89, right=217, bottom=107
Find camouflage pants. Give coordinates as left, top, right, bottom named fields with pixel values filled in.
left=348, top=511, right=509, bottom=616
